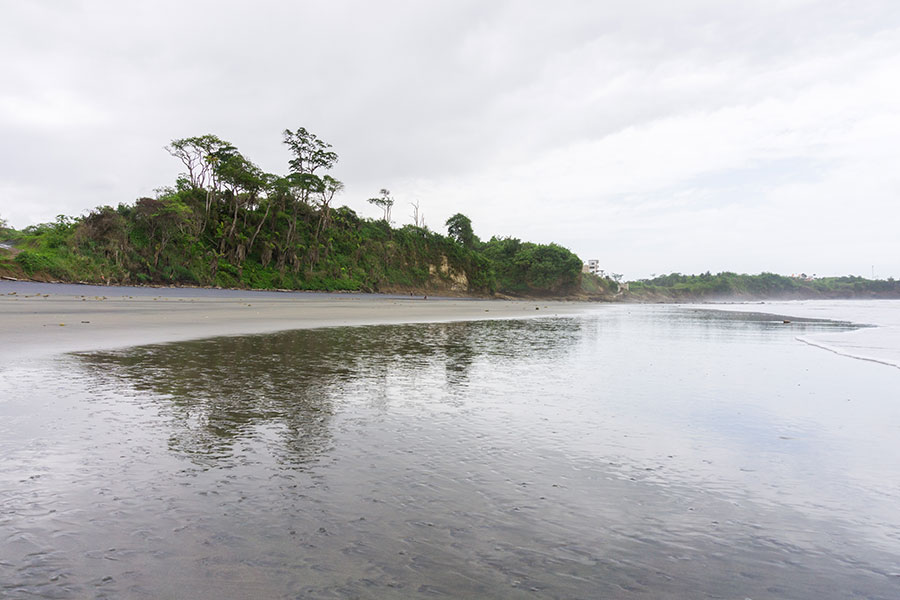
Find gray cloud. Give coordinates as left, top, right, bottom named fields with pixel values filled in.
left=2, top=0, right=898, bottom=278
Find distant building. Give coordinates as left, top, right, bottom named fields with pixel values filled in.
left=583, top=259, right=603, bottom=277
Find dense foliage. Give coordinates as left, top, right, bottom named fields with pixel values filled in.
left=627, top=271, right=900, bottom=300
left=481, top=237, right=584, bottom=295
left=0, top=129, right=584, bottom=296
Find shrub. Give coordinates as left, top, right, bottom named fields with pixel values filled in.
left=14, top=251, right=55, bottom=275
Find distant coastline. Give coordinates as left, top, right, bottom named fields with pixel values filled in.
left=622, top=272, right=900, bottom=302
left=2, top=268, right=898, bottom=303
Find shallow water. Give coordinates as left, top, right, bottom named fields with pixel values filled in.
left=2, top=305, right=899, bottom=598
left=695, top=299, right=900, bottom=369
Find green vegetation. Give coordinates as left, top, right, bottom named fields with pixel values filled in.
left=481, top=237, right=584, bottom=296
left=627, top=272, right=900, bottom=300
left=579, top=272, right=622, bottom=298
left=0, top=128, right=585, bottom=297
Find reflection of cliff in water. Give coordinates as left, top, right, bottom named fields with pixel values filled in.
left=78, top=317, right=583, bottom=465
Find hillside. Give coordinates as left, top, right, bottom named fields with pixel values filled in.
left=0, top=129, right=607, bottom=299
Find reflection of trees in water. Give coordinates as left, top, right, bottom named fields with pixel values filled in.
left=433, top=322, right=478, bottom=387
left=83, top=333, right=352, bottom=467
left=79, top=317, right=582, bottom=465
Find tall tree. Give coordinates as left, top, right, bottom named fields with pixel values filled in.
left=367, top=188, right=394, bottom=223
left=446, top=213, right=475, bottom=248
left=282, top=127, right=338, bottom=176
left=281, top=127, right=339, bottom=271
left=310, top=174, right=344, bottom=265
left=165, top=134, right=232, bottom=228
left=211, top=147, right=265, bottom=256
left=410, top=200, right=424, bottom=228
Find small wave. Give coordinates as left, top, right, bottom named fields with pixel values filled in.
left=796, top=333, right=900, bottom=370
left=687, top=300, right=900, bottom=370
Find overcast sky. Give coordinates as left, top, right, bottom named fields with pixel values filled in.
left=2, top=1, right=898, bottom=279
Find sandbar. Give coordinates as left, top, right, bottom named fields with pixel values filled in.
left=0, top=282, right=585, bottom=360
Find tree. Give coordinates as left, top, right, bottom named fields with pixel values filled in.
left=75, top=206, right=128, bottom=267
left=164, top=134, right=233, bottom=229
left=133, top=195, right=196, bottom=268
left=282, top=127, right=338, bottom=176
left=410, top=200, right=424, bottom=228
left=310, top=174, right=344, bottom=265
left=445, top=213, right=474, bottom=248
left=165, top=134, right=230, bottom=190
left=280, top=127, right=339, bottom=271
left=368, top=188, right=394, bottom=222
left=210, top=146, right=266, bottom=255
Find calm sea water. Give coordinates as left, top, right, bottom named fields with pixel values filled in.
left=695, top=299, right=900, bottom=369
left=2, top=305, right=899, bottom=599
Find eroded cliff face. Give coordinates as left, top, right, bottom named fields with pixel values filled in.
left=373, top=255, right=475, bottom=297
left=428, top=255, right=469, bottom=292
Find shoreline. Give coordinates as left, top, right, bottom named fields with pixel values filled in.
left=684, top=299, right=900, bottom=369
left=6, top=280, right=897, bottom=368
left=0, top=281, right=586, bottom=360
left=0, top=278, right=470, bottom=299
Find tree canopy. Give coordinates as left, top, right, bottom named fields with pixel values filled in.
left=367, top=189, right=394, bottom=223
left=445, top=213, right=475, bottom=249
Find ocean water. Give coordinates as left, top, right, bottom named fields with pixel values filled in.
left=2, top=304, right=899, bottom=599
left=692, top=299, right=900, bottom=369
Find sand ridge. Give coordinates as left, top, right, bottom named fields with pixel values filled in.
left=0, top=285, right=584, bottom=359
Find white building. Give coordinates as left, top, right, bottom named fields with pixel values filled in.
left=583, top=259, right=603, bottom=277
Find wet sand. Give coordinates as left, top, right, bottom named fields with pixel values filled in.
left=0, top=284, right=583, bottom=359
left=4, top=304, right=899, bottom=598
